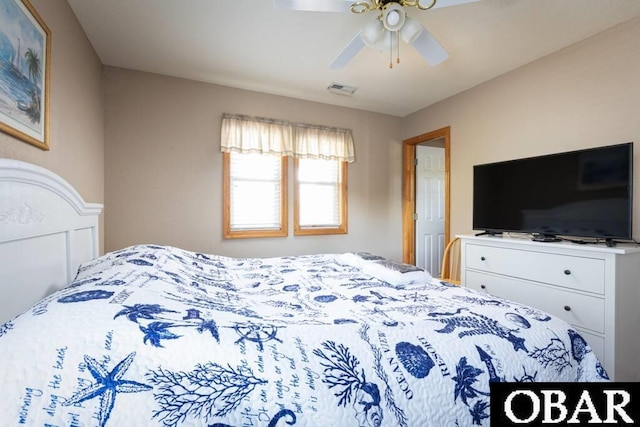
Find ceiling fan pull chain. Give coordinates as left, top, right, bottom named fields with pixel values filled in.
left=389, top=31, right=393, bottom=68
left=397, top=29, right=401, bottom=64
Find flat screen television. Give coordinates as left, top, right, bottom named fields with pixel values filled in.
left=473, top=142, right=633, bottom=242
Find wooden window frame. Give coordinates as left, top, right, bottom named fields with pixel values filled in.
left=222, top=152, right=288, bottom=239
left=293, top=158, right=348, bottom=236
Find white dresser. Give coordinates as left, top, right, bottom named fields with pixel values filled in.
left=460, top=234, right=640, bottom=381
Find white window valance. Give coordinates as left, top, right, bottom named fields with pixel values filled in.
left=221, top=113, right=355, bottom=163
left=221, top=114, right=294, bottom=157
left=293, top=123, right=355, bottom=163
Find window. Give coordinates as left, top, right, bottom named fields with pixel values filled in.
left=221, top=113, right=354, bottom=239
left=294, top=158, right=347, bottom=235
left=223, top=152, right=288, bottom=238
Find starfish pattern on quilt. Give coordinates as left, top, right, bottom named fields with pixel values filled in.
left=62, top=352, right=152, bottom=427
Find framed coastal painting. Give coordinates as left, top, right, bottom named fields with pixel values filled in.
left=0, top=0, right=51, bottom=150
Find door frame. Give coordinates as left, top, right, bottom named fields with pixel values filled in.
left=402, top=126, right=451, bottom=265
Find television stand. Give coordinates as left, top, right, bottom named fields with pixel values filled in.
left=531, top=234, right=562, bottom=243
left=475, top=231, right=503, bottom=237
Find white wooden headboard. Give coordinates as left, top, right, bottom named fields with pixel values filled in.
left=0, top=159, right=103, bottom=324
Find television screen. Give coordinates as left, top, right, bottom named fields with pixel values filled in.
left=473, top=142, right=633, bottom=241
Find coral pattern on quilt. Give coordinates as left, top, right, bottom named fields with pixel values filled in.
left=0, top=245, right=607, bottom=427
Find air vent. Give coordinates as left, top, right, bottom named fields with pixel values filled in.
left=327, top=82, right=358, bottom=96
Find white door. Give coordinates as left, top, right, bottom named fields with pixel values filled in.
left=415, top=145, right=446, bottom=275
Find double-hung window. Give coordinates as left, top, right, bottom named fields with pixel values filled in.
left=223, top=152, right=287, bottom=238
left=221, top=113, right=353, bottom=239
left=294, top=158, right=347, bottom=235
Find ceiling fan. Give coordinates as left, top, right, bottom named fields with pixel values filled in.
left=274, top=0, right=481, bottom=69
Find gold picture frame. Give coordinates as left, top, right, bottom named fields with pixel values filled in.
left=0, top=0, right=51, bottom=150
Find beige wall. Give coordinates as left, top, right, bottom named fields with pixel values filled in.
left=403, top=16, right=640, bottom=240
left=103, top=67, right=404, bottom=259
left=104, top=16, right=640, bottom=259
left=0, top=0, right=105, bottom=251
left=28, top=7, right=635, bottom=260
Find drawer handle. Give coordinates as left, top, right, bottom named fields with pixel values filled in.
left=480, top=285, right=486, bottom=290
left=564, top=305, right=571, bottom=311
left=564, top=269, right=571, bottom=275
left=481, top=256, right=486, bottom=261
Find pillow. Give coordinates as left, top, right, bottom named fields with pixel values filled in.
left=361, top=259, right=432, bottom=288
left=336, top=252, right=385, bottom=269
left=337, top=252, right=432, bottom=288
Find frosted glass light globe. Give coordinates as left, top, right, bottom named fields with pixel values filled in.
left=401, top=16, right=423, bottom=43
left=360, top=18, right=384, bottom=47
left=387, top=10, right=400, bottom=26
left=382, top=3, right=405, bottom=31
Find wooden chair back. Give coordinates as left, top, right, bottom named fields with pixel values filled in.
left=440, top=237, right=461, bottom=285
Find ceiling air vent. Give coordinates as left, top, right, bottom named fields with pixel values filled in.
left=327, top=82, right=357, bottom=96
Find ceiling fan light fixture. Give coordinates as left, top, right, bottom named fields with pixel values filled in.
left=378, top=29, right=392, bottom=52
left=360, top=17, right=384, bottom=46
left=319, top=0, right=468, bottom=69
left=400, top=16, right=423, bottom=43
left=382, top=3, right=405, bottom=31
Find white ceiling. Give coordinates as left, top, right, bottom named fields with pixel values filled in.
left=67, top=0, right=640, bottom=117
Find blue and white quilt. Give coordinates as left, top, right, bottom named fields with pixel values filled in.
left=0, top=245, right=607, bottom=427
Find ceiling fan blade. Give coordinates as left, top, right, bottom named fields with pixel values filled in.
left=329, top=33, right=366, bottom=69
left=430, top=0, right=482, bottom=9
left=410, top=27, right=449, bottom=66
left=273, top=0, right=352, bottom=12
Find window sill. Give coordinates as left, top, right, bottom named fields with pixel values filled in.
left=294, top=226, right=347, bottom=236
left=224, top=228, right=288, bottom=239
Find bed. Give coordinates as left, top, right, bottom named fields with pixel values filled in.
left=0, top=159, right=607, bottom=427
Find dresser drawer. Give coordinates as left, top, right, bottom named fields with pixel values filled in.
left=466, top=270, right=605, bottom=333
left=577, top=329, right=605, bottom=368
left=465, top=243, right=605, bottom=294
